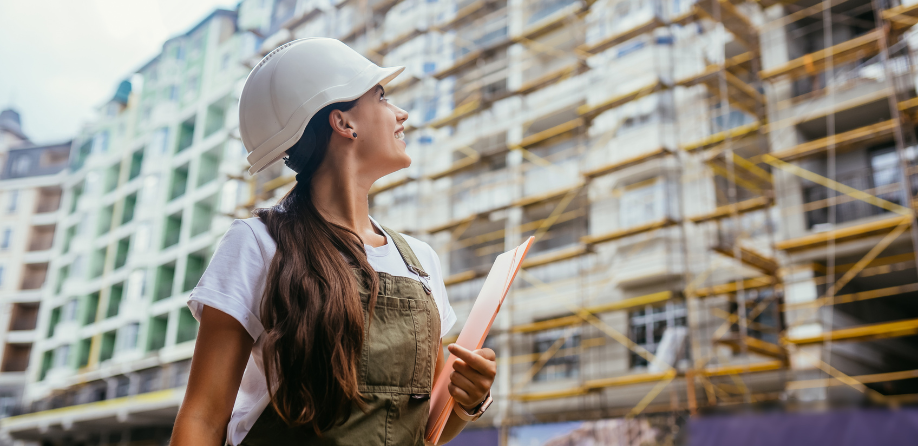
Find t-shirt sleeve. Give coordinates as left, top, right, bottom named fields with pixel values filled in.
left=426, top=245, right=457, bottom=336
left=187, top=220, right=267, bottom=341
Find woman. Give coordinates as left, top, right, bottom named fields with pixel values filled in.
left=170, top=38, right=496, bottom=445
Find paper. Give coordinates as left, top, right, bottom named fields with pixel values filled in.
left=425, top=236, right=534, bottom=444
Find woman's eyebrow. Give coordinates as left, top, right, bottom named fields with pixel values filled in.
left=377, top=85, right=386, bottom=96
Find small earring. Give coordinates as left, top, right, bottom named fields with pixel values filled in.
left=352, top=132, right=357, bottom=138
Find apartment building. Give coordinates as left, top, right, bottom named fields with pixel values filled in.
left=0, top=8, right=261, bottom=444
left=4, top=0, right=918, bottom=443
left=0, top=110, right=71, bottom=431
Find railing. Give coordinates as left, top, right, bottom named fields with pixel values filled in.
left=802, top=166, right=910, bottom=229
left=790, top=53, right=912, bottom=101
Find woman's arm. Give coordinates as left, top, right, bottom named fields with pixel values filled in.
left=171, top=306, right=254, bottom=446
left=434, top=341, right=497, bottom=445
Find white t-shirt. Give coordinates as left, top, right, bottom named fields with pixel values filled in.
left=186, top=216, right=457, bottom=445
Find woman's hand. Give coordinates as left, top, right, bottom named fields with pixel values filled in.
left=446, top=344, right=496, bottom=410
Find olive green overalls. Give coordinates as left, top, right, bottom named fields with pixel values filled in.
left=239, top=227, right=441, bottom=446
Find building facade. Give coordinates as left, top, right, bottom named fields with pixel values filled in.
left=3, top=0, right=918, bottom=444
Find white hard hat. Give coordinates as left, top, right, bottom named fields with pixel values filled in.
left=239, top=38, right=404, bottom=175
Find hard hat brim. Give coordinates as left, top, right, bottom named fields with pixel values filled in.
left=246, top=64, right=405, bottom=175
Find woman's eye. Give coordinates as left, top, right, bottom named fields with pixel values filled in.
left=381, top=95, right=388, bottom=102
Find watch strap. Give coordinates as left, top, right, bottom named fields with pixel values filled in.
left=453, top=391, right=492, bottom=422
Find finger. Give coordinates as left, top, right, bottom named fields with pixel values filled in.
left=475, top=348, right=496, bottom=361
left=448, top=344, right=494, bottom=376
left=453, top=352, right=495, bottom=380
left=452, top=360, right=492, bottom=386
left=450, top=370, right=485, bottom=397
left=448, top=383, right=474, bottom=407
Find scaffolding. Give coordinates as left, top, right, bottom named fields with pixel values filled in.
left=233, top=0, right=918, bottom=441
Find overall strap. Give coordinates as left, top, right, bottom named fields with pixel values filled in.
left=380, top=225, right=430, bottom=279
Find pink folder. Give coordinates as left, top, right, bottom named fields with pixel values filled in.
left=425, top=236, right=534, bottom=444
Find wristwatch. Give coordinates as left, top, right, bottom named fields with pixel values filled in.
left=453, top=391, right=493, bottom=422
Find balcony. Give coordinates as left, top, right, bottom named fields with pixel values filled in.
left=27, top=225, right=55, bottom=252
left=19, top=263, right=48, bottom=291
left=801, top=165, right=914, bottom=230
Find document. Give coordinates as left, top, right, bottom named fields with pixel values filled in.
left=425, top=236, right=534, bottom=444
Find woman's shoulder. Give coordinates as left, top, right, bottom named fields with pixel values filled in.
left=222, top=217, right=276, bottom=259
left=397, top=232, right=441, bottom=264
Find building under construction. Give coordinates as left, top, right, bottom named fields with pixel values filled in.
left=5, top=0, right=918, bottom=443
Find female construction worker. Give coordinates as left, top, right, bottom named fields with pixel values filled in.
left=170, top=38, right=495, bottom=445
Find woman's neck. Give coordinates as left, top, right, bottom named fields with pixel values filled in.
left=309, top=150, right=386, bottom=247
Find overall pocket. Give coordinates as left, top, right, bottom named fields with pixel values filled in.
left=364, top=294, right=420, bottom=389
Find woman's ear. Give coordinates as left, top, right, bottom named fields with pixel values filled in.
left=328, top=109, right=355, bottom=140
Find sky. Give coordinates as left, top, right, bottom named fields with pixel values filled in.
left=0, top=0, right=240, bottom=145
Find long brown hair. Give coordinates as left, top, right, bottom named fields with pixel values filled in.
left=253, top=100, right=379, bottom=434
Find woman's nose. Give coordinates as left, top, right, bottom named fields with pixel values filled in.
left=392, top=104, right=408, bottom=122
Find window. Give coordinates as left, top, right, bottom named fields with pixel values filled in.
left=91, top=131, right=109, bottom=155
left=63, top=298, right=79, bottom=322
left=185, top=75, right=199, bottom=98
left=0, top=228, right=12, bottom=249
left=150, top=127, right=170, bottom=155
left=619, top=179, right=667, bottom=229
left=168, top=85, right=179, bottom=102
left=533, top=327, right=580, bottom=381
left=117, top=323, right=140, bottom=353
left=53, top=344, right=71, bottom=369
left=629, top=301, right=687, bottom=368
left=870, top=146, right=901, bottom=204
left=11, top=156, right=31, bottom=176
left=7, top=190, right=18, bottom=213
left=0, top=265, right=5, bottom=287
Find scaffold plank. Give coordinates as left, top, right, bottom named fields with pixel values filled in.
left=682, top=122, right=760, bottom=152
left=512, top=118, right=584, bottom=150
left=513, top=182, right=585, bottom=207
left=881, top=2, right=918, bottom=29
left=260, top=174, right=295, bottom=194
left=578, top=17, right=665, bottom=55
left=581, top=217, right=677, bottom=245
left=433, top=37, right=514, bottom=80
left=517, top=62, right=585, bottom=95
left=428, top=98, right=482, bottom=128
left=783, top=283, right=918, bottom=311
left=775, top=215, right=911, bottom=252
left=513, top=360, right=784, bottom=401
left=760, top=29, right=882, bottom=81
left=787, top=368, right=918, bottom=390
left=769, top=120, right=897, bottom=161
left=786, top=317, right=918, bottom=345
left=521, top=244, right=591, bottom=269
left=426, top=214, right=478, bottom=234
left=432, top=0, right=491, bottom=31
left=384, top=75, right=421, bottom=95
left=577, top=80, right=666, bottom=120
left=426, top=155, right=480, bottom=180
left=692, top=276, right=776, bottom=298
left=369, top=176, right=415, bottom=197
left=677, top=66, right=764, bottom=117
left=716, top=335, right=787, bottom=359
left=694, top=0, right=759, bottom=49
left=702, top=360, right=784, bottom=377
left=369, top=27, right=423, bottom=56
left=513, top=5, right=586, bottom=42
left=713, top=245, right=779, bottom=275
left=511, top=291, right=674, bottom=333
left=689, top=197, right=771, bottom=223
left=443, top=269, right=480, bottom=286
left=583, top=147, right=671, bottom=179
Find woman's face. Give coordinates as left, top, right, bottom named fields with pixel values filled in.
left=347, top=84, right=411, bottom=176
